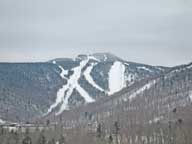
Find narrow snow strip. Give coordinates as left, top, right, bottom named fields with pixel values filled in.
left=138, top=66, right=153, bottom=73
left=108, top=61, right=126, bottom=95
left=84, top=63, right=104, bottom=92
left=88, top=55, right=100, bottom=62
left=46, top=84, right=69, bottom=115
left=124, top=63, right=129, bottom=66
left=58, top=65, right=68, bottom=79
left=76, top=85, right=95, bottom=103
left=129, top=80, right=156, bottom=100
left=45, top=61, right=70, bottom=115
left=53, top=61, right=68, bottom=79
left=56, top=85, right=75, bottom=115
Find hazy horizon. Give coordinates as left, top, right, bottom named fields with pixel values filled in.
left=0, top=0, right=192, bottom=66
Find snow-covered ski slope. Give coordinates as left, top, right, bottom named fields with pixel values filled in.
left=108, top=61, right=126, bottom=95
left=46, top=54, right=164, bottom=115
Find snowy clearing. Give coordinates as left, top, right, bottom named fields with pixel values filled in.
left=108, top=61, right=126, bottom=95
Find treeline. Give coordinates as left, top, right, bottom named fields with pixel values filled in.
left=1, top=120, right=192, bottom=144
left=0, top=125, right=65, bottom=144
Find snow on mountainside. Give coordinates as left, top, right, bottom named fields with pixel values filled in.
left=0, top=53, right=168, bottom=121
left=47, top=57, right=95, bottom=115
left=108, top=61, right=126, bottom=95
left=56, top=61, right=192, bottom=126
left=45, top=53, right=167, bottom=115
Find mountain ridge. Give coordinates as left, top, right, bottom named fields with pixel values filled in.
left=1, top=53, right=187, bottom=123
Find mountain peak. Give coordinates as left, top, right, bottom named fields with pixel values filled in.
left=91, top=52, right=122, bottom=62
left=75, top=52, right=122, bottom=62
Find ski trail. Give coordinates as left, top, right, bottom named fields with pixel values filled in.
left=108, top=61, right=126, bottom=95
left=45, top=61, right=69, bottom=115
left=47, top=58, right=95, bottom=115
left=57, top=58, right=95, bottom=114
left=84, top=63, right=104, bottom=92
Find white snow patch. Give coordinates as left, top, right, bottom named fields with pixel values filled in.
left=108, top=61, right=126, bottom=95
left=84, top=63, right=104, bottom=92
left=129, top=80, right=156, bottom=100
left=52, top=61, right=56, bottom=64
left=88, top=55, right=100, bottom=62
left=46, top=83, right=69, bottom=115
left=47, top=58, right=95, bottom=115
left=52, top=61, right=68, bottom=79
left=124, top=63, right=129, bottom=66
left=58, top=65, right=68, bottom=79
left=56, top=84, right=75, bottom=115
left=45, top=63, right=69, bottom=115
left=138, top=66, right=153, bottom=73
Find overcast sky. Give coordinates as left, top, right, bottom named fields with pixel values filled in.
left=0, top=0, right=192, bottom=66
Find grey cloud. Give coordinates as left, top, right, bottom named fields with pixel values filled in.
left=0, top=0, right=192, bottom=66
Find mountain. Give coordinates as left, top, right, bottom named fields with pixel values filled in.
left=0, top=53, right=168, bottom=122
left=55, top=62, right=192, bottom=127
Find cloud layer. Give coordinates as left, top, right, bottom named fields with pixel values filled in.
left=0, top=0, right=192, bottom=66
